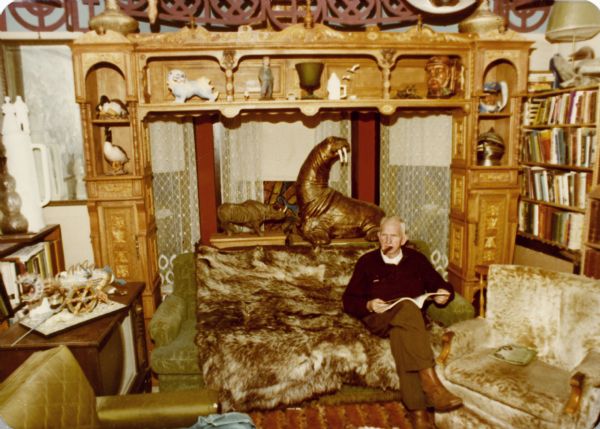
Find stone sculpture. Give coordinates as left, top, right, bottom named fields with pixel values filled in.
left=296, top=136, right=385, bottom=245
left=217, top=200, right=286, bottom=236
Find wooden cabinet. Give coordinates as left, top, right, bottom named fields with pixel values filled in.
left=72, top=36, right=160, bottom=350
left=71, top=23, right=532, bottom=325
left=517, top=84, right=598, bottom=275
left=448, top=42, right=530, bottom=302
left=0, top=282, right=149, bottom=395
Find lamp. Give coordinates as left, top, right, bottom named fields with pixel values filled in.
left=545, top=0, right=600, bottom=43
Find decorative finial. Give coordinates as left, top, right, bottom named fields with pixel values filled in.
left=187, top=15, right=197, bottom=29
left=304, top=0, right=314, bottom=29
left=417, top=14, right=423, bottom=31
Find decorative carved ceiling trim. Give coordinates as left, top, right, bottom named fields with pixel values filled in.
left=0, top=0, right=552, bottom=33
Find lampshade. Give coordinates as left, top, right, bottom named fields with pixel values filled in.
left=545, top=0, right=600, bottom=42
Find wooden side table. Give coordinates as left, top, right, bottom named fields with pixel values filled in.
left=0, top=282, right=149, bottom=395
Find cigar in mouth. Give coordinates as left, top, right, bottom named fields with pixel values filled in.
left=383, top=246, right=393, bottom=255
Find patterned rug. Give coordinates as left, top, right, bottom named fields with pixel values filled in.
left=248, top=401, right=413, bottom=429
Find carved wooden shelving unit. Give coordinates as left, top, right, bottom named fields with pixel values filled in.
left=71, top=21, right=531, bottom=348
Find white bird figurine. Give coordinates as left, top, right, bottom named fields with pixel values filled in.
left=103, top=128, right=129, bottom=175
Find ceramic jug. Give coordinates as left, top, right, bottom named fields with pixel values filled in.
left=327, top=72, right=347, bottom=100
left=1, top=96, right=50, bottom=232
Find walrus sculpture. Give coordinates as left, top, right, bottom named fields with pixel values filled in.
left=296, top=136, right=385, bottom=245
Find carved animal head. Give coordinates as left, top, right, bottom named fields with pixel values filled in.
left=314, top=136, right=350, bottom=167
left=167, top=69, right=187, bottom=86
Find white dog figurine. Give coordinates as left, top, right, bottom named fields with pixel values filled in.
left=167, top=69, right=219, bottom=103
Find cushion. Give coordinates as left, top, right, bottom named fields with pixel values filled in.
left=0, top=346, right=100, bottom=429
left=444, top=348, right=571, bottom=423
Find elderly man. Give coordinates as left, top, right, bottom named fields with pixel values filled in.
left=342, top=215, right=462, bottom=429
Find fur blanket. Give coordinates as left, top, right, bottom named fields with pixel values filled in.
left=195, top=245, right=400, bottom=411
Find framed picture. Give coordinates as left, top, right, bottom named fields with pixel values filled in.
left=0, top=274, right=14, bottom=321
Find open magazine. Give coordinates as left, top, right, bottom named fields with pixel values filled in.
left=381, top=292, right=450, bottom=312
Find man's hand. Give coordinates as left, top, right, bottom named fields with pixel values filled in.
left=433, top=289, right=451, bottom=305
left=367, top=298, right=388, bottom=314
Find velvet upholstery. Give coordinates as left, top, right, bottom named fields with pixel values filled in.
left=150, top=252, right=204, bottom=391
left=436, top=265, right=600, bottom=429
left=0, top=346, right=219, bottom=429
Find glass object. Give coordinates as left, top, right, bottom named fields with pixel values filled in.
left=295, top=62, right=324, bottom=99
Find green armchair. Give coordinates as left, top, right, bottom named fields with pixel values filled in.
left=149, top=252, right=204, bottom=391
left=0, top=346, right=218, bottom=429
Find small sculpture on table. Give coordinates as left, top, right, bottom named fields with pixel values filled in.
left=217, top=200, right=286, bottom=236
left=258, top=56, right=274, bottom=100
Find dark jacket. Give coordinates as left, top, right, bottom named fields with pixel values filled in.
left=342, top=247, right=454, bottom=319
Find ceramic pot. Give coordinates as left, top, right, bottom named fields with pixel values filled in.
left=295, top=62, right=324, bottom=99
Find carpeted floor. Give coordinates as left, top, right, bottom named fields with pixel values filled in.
left=248, top=401, right=414, bottom=429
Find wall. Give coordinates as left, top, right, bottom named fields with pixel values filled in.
left=42, top=204, right=94, bottom=267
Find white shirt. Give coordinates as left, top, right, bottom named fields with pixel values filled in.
left=380, top=250, right=403, bottom=265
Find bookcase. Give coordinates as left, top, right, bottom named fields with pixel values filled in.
left=0, top=224, right=65, bottom=329
left=518, top=84, right=599, bottom=273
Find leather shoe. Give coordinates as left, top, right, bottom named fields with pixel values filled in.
left=418, top=367, right=463, bottom=412
left=409, top=409, right=436, bottom=429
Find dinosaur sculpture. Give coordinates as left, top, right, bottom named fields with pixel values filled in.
left=296, top=136, right=385, bottom=245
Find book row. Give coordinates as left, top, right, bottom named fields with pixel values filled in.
left=518, top=201, right=584, bottom=250
left=521, top=127, right=596, bottom=167
left=0, top=242, right=55, bottom=310
left=521, top=167, right=590, bottom=209
left=524, top=89, right=598, bottom=126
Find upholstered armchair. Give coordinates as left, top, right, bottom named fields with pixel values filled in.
left=436, top=265, right=600, bottom=429
left=0, top=345, right=218, bottom=429
left=149, top=252, right=204, bottom=391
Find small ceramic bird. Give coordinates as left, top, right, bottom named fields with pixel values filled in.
left=102, top=128, right=129, bottom=175
left=96, top=95, right=128, bottom=119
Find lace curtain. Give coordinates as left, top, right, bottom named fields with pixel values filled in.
left=19, top=45, right=84, bottom=201
left=380, top=114, right=452, bottom=279
left=217, top=113, right=351, bottom=206
left=149, top=119, right=199, bottom=294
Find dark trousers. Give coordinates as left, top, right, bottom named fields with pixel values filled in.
left=362, top=301, right=434, bottom=410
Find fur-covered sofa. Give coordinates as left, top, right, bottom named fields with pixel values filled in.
left=194, top=244, right=474, bottom=411
left=435, top=265, right=600, bottom=429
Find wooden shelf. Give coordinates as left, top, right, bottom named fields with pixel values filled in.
left=523, top=123, right=596, bottom=129
left=91, top=119, right=130, bottom=125
left=520, top=197, right=586, bottom=214
left=520, top=162, right=593, bottom=173
left=584, top=241, right=600, bottom=251
left=138, top=98, right=471, bottom=118
left=517, top=231, right=581, bottom=257
left=478, top=112, right=511, bottom=118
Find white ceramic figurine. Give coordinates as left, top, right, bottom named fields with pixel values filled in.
left=166, top=69, right=219, bottom=103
